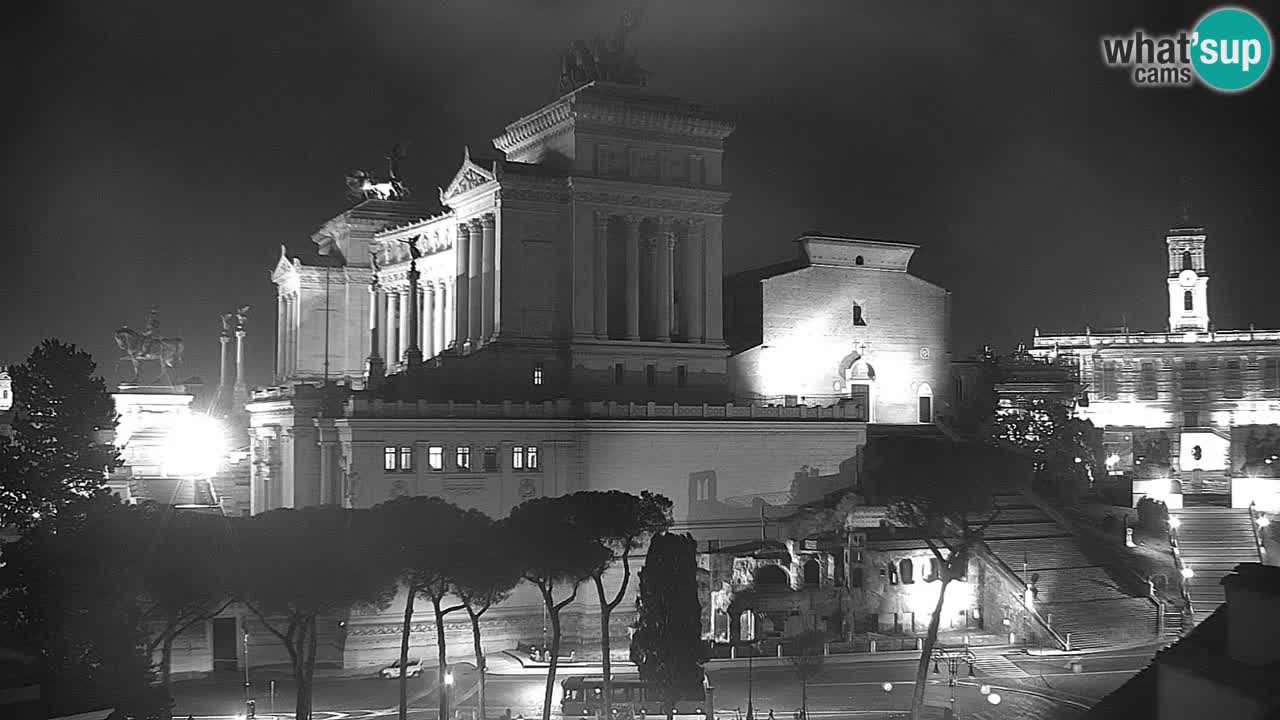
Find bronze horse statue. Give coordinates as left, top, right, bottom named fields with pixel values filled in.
left=114, top=326, right=185, bottom=384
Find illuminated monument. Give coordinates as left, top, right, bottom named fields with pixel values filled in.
left=1032, top=222, right=1280, bottom=512
left=244, top=70, right=954, bottom=665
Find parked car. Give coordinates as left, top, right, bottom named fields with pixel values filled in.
left=380, top=658, right=424, bottom=678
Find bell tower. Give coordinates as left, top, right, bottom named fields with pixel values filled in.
left=1166, top=225, right=1210, bottom=333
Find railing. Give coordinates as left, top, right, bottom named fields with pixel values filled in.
left=974, top=541, right=1070, bottom=651
left=1168, top=518, right=1196, bottom=622
left=1034, top=327, right=1280, bottom=348
left=342, top=398, right=873, bottom=421
left=1249, top=501, right=1268, bottom=560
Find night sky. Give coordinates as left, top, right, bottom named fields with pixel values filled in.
left=6, top=1, right=1279, bottom=391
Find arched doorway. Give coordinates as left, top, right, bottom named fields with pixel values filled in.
left=803, top=558, right=821, bottom=587
left=755, top=564, right=789, bottom=588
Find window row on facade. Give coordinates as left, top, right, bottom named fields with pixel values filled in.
left=383, top=444, right=540, bottom=473
left=1094, top=357, right=1280, bottom=400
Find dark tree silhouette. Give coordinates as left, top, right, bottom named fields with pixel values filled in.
left=0, top=340, right=118, bottom=529
left=0, top=495, right=170, bottom=718
left=453, top=512, right=523, bottom=720
left=235, top=507, right=396, bottom=720
left=567, top=490, right=673, bottom=716
left=630, top=532, right=706, bottom=720
left=507, top=496, right=610, bottom=720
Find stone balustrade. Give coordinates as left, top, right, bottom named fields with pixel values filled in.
left=1034, top=328, right=1280, bottom=349
left=341, top=397, right=869, bottom=421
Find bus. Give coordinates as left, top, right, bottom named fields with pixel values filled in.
left=561, top=674, right=713, bottom=719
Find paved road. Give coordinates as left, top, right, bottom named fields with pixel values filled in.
left=172, top=645, right=1162, bottom=720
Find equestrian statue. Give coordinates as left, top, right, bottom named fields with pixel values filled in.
left=114, top=307, right=185, bottom=384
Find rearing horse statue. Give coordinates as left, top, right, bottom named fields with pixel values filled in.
left=114, top=326, right=185, bottom=384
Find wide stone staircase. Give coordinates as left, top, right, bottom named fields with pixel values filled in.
left=979, top=493, right=1160, bottom=650
left=1171, top=505, right=1261, bottom=624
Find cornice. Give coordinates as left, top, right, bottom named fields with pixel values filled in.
left=494, top=100, right=575, bottom=154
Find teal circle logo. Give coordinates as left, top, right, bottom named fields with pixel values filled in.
left=1192, top=6, right=1273, bottom=92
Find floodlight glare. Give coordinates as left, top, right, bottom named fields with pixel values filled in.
left=162, top=413, right=227, bottom=478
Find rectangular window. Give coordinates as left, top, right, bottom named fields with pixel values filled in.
left=384, top=446, right=397, bottom=472
left=645, top=364, right=656, bottom=387
left=1265, top=358, right=1280, bottom=393
left=614, top=363, right=625, bottom=386
left=533, top=363, right=544, bottom=386
left=527, top=445, right=539, bottom=470
left=398, top=446, right=413, bottom=472
left=455, top=446, right=471, bottom=470
left=1138, top=362, right=1158, bottom=400
left=676, top=365, right=688, bottom=388
left=1224, top=359, right=1243, bottom=399
left=513, top=446, right=525, bottom=470
left=1100, top=361, right=1118, bottom=400
left=428, top=446, right=444, bottom=471
left=1184, top=411, right=1200, bottom=428
left=1181, top=360, right=1207, bottom=390
left=483, top=447, right=498, bottom=471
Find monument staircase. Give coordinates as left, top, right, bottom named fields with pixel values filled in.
left=1171, top=504, right=1261, bottom=624
left=978, top=492, right=1160, bottom=650
left=131, top=476, right=221, bottom=510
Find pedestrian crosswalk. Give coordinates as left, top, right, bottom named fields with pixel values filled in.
left=968, top=652, right=1031, bottom=679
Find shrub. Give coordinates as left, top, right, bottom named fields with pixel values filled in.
left=1136, top=497, right=1169, bottom=532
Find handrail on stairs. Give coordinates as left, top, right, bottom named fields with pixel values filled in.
left=973, top=541, right=1069, bottom=650
left=1248, top=501, right=1267, bottom=562
left=1168, top=515, right=1196, bottom=623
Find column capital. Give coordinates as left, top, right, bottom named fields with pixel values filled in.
left=593, top=210, right=611, bottom=229
left=622, top=213, right=642, bottom=229
left=480, top=212, right=496, bottom=229
left=457, top=222, right=472, bottom=237
left=645, top=238, right=659, bottom=254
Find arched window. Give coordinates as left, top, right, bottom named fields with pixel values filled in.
left=803, top=558, right=820, bottom=587
left=927, top=557, right=941, bottom=582
left=755, top=564, right=789, bottom=588
left=899, top=558, right=915, bottom=584
left=855, top=255, right=865, bottom=266
left=1182, top=251, right=1193, bottom=271
left=853, top=303, right=866, bottom=326
left=1184, top=290, right=1194, bottom=311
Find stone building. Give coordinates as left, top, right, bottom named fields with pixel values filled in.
left=1032, top=223, right=1280, bottom=511
left=237, top=81, right=954, bottom=671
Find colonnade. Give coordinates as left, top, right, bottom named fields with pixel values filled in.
left=276, top=290, right=300, bottom=380
left=589, top=212, right=722, bottom=343
left=373, top=277, right=457, bottom=366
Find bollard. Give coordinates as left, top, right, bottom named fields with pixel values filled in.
left=1009, top=633, right=1015, bottom=645
left=1071, top=660, right=1084, bottom=674
left=916, top=638, right=923, bottom=651
left=824, top=642, right=830, bottom=656
left=870, top=640, right=877, bottom=654
left=731, top=646, right=736, bottom=660
left=1066, top=632, right=1072, bottom=651
left=777, top=644, right=784, bottom=658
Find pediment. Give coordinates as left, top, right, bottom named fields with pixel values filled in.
left=271, top=245, right=299, bottom=284
left=440, top=148, right=496, bottom=203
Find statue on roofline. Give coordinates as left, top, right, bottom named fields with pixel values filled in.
left=559, top=6, right=649, bottom=93
left=346, top=142, right=411, bottom=201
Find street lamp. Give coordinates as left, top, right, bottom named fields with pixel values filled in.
left=243, top=631, right=254, bottom=719
left=1181, top=565, right=1195, bottom=580
left=930, top=646, right=976, bottom=720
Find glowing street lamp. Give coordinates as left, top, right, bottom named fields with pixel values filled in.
left=1181, top=565, right=1195, bottom=580
left=1169, top=516, right=1182, bottom=530
left=1258, top=515, right=1271, bottom=529
left=987, top=693, right=1002, bottom=705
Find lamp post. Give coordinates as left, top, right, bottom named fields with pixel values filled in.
left=243, top=631, right=253, bottom=719
left=930, top=646, right=975, bottom=720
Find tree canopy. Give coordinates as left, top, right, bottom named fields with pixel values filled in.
left=630, top=532, right=706, bottom=720
left=0, top=340, right=118, bottom=529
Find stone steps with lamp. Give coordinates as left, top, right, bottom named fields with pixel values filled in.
left=1171, top=506, right=1261, bottom=624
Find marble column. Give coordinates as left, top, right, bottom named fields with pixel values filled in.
left=435, top=283, right=446, bottom=354
left=480, top=214, right=496, bottom=342
left=455, top=223, right=471, bottom=350
left=656, top=217, right=674, bottom=342
left=220, top=332, right=232, bottom=398
left=275, top=296, right=285, bottom=382
left=285, top=294, right=297, bottom=377
left=624, top=214, right=641, bottom=340
left=593, top=211, right=609, bottom=338
left=365, top=284, right=384, bottom=387
left=234, top=328, right=248, bottom=402
left=399, top=287, right=414, bottom=365
left=386, top=291, right=400, bottom=364
left=468, top=218, right=484, bottom=347
left=318, top=439, right=335, bottom=505
left=704, top=217, right=725, bottom=344
left=404, top=262, right=422, bottom=367
left=645, top=238, right=660, bottom=340
left=423, top=283, right=436, bottom=358
left=683, top=219, right=705, bottom=342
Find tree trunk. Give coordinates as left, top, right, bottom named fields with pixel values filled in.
left=160, top=632, right=175, bottom=689
left=434, top=597, right=451, bottom=720
left=469, top=608, right=488, bottom=720
left=540, top=589, right=561, bottom=720
left=400, top=586, right=417, bottom=720
left=595, top=575, right=613, bottom=720
left=801, top=677, right=807, bottom=720
left=909, top=578, right=951, bottom=720
left=305, top=614, right=319, bottom=720
left=293, top=623, right=311, bottom=720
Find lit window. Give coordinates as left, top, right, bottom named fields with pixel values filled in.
left=428, top=446, right=444, bottom=471
left=676, top=365, right=688, bottom=388
left=527, top=445, right=539, bottom=470
left=483, top=447, right=498, bottom=471
left=1139, top=362, right=1157, bottom=400
left=513, top=446, right=525, bottom=469
left=1100, top=361, right=1118, bottom=399
left=386, top=446, right=413, bottom=472
left=1184, top=290, right=1194, bottom=311
left=1266, top=358, right=1280, bottom=392
left=456, top=446, right=471, bottom=470
left=645, top=364, right=656, bottom=387
left=384, top=447, right=397, bottom=472
left=533, top=363, right=544, bottom=386
left=398, top=446, right=413, bottom=471
left=899, top=558, right=915, bottom=584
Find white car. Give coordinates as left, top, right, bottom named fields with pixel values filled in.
left=380, top=658, right=424, bottom=678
